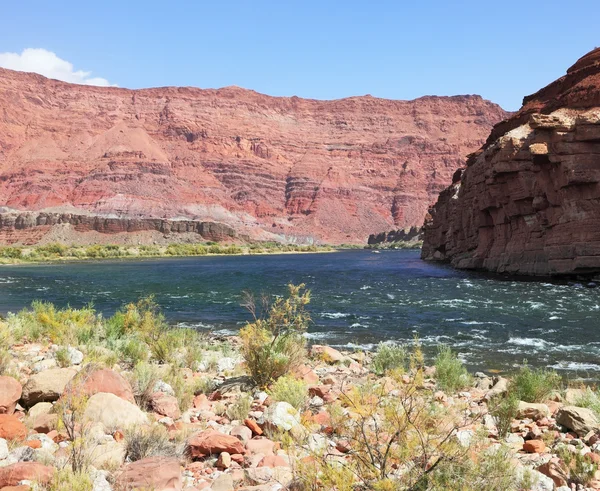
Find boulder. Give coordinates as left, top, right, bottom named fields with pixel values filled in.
left=149, top=392, right=181, bottom=419
left=484, top=377, right=508, bottom=400
left=0, top=462, right=55, bottom=488
left=187, top=430, right=246, bottom=458
left=262, top=402, right=300, bottom=431
left=516, top=402, right=550, bottom=421
left=0, top=377, right=22, bottom=415
left=83, top=392, right=148, bottom=430
left=537, top=460, right=569, bottom=488
left=246, top=438, right=276, bottom=456
left=116, top=456, right=182, bottom=491
left=21, top=367, right=77, bottom=406
left=310, top=345, right=344, bottom=363
left=27, top=402, right=53, bottom=421
left=211, top=473, right=234, bottom=491
left=556, top=406, right=600, bottom=436
left=66, top=368, right=135, bottom=403
left=230, top=425, right=252, bottom=444
left=89, top=441, right=126, bottom=469
left=0, top=415, right=27, bottom=441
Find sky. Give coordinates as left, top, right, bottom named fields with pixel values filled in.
left=0, top=1, right=599, bottom=111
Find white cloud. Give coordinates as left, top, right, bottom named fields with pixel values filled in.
left=0, top=48, right=116, bottom=86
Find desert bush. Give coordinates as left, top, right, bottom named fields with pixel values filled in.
left=557, top=444, right=598, bottom=486
left=164, top=364, right=194, bottom=410
left=55, top=346, right=71, bottom=368
left=489, top=392, right=519, bottom=438
left=372, top=342, right=406, bottom=376
left=434, top=345, right=471, bottom=392
left=574, top=387, right=600, bottom=419
left=45, top=468, right=93, bottom=491
left=226, top=395, right=253, bottom=421
left=118, top=337, right=150, bottom=365
left=0, top=246, right=22, bottom=259
left=127, top=362, right=159, bottom=409
left=124, top=424, right=178, bottom=462
left=268, top=375, right=308, bottom=410
left=510, top=362, right=561, bottom=403
left=239, top=283, right=310, bottom=387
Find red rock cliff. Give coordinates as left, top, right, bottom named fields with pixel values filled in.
left=0, top=68, right=506, bottom=244
left=422, top=48, right=600, bottom=276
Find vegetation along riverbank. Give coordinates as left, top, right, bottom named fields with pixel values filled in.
left=0, top=242, right=334, bottom=265
left=0, top=284, right=599, bottom=489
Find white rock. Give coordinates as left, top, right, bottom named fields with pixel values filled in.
left=0, top=438, right=8, bottom=460
left=26, top=433, right=58, bottom=451
left=307, top=433, right=328, bottom=453
left=262, top=402, right=300, bottom=431
left=310, top=396, right=324, bottom=407
left=455, top=429, right=473, bottom=448
left=217, top=357, right=238, bottom=373
left=91, top=469, right=113, bottom=491
left=32, top=358, right=58, bottom=373
left=255, top=392, right=269, bottom=404
left=67, top=346, right=84, bottom=365
left=529, top=470, right=554, bottom=491
left=152, top=380, right=175, bottom=396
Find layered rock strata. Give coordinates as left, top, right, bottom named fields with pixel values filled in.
left=422, top=48, right=600, bottom=276
left=0, top=67, right=506, bottom=244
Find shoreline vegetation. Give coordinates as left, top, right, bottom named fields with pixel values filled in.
left=1, top=285, right=600, bottom=489
left=0, top=242, right=336, bottom=265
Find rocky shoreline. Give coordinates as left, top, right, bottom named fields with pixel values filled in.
left=1, top=298, right=600, bottom=490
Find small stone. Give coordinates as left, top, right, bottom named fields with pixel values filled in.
left=0, top=415, right=27, bottom=441
left=216, top=451, right=232, bottom=469
left=523, top=440, right=546, bottom=453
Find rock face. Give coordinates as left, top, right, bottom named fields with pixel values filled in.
left=0, top=377, right=22, bottom=415
left=422, top=47, right=600, bottom=275
left=0, top=67, right=506, bottom=245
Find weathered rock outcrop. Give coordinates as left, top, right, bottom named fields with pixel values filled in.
left=0, top=67, right=506, bottom=244
left=0, top=211, right=240, bottom=245
left=422, top=48, right=600, bottom=275
left=367, top=226, right=422, bottom=246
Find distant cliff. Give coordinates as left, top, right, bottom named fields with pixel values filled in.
left=422, top=48, right=600, bottom=276
left=367, top=226, right=422, bottom=248
left=0, top=67, right=506, bottom=245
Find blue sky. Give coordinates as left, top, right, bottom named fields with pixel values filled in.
left=1, top=0, right=598, bottom=110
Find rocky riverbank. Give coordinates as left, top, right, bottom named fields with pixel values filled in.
left=1, top=302, right=600, bottom=490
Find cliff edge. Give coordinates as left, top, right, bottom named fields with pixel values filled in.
left=422, top=48, right=600, bottom=276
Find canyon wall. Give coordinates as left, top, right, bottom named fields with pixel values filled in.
left=0, top=68, right=506, bottom=245
left=422, top=48, right=600, bottom=276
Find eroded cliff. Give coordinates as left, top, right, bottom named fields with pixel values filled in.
left=0, top=68, right=506, bottom=245
left=422, top=48, right=600, bottom=276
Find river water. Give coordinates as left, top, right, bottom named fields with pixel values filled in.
left=0, top=250, right=598, bottom=378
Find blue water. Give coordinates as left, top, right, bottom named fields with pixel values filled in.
left=0, top=250, right=599, bottom=377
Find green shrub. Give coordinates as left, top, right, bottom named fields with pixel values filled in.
left=0, top=246, right=22, bottom=259
left=55, top=346, right=71, bottom=368
left=557, top=444, right=597, bottom=486
left=574, top=387, right=600, bottom=419
left=127, top=362, right=159, bottom=409
left=240, top=284, right=310, bottom=387
left=372, top=342, right=406, bottom=376
left=510, top=362, right=561, bottom=403
left=434, top=345, right=472, bottom=392
left=268, top=375, right=309, bottom=410
left=46, top=468, right=93, bottom=491
left=226, top=395, right=253, bottom=421
left=489, top=392, right=519, bottom=438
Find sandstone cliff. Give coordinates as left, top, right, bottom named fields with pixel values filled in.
left=0, top=68, right=506, bottom=245
left=422, top=48, right=600, bottom=276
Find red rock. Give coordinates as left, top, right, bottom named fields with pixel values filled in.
left=422, top=47, right=600, bottom=277
left=149, top=392, right=181, bottom=419
left=230, top=453, right=244, bottom=465
left=537, top=460, right=569, bottom=488
left=113, top=429, right=125, bottom=442
left=336, top=440, right=351, bottom=453
left=523, top=440, right=546, bottom=454
left=187, top=430, right=246, bottom=458
left=193, top=394, right=211, bottom=410
left=0, top=414, right=27, bottom=441
left=258, top=455, right=288, bottom=467
left=65, top=368, right=135, bottom=403
left=244, top=418, right=263, bottom=436
left=246, top=438, right=277, bottom=456
left=0, top=377, right=22, bottom=415
left=312, top=411, right=331, bottom=426
left=308, top=385, right=331, bottom=398
left=116, top=456, right=182, bottom=491
left=0, top=67, right=505, bottom=246
left=0, top=463, right=54, bottom=488
left=24, top=440, right=41, bottom=449
left=0, top=486, right=31, bottom=491
left=292, top=364, right=319, bottom=384
left=587, top=452, right=600, bottom=464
